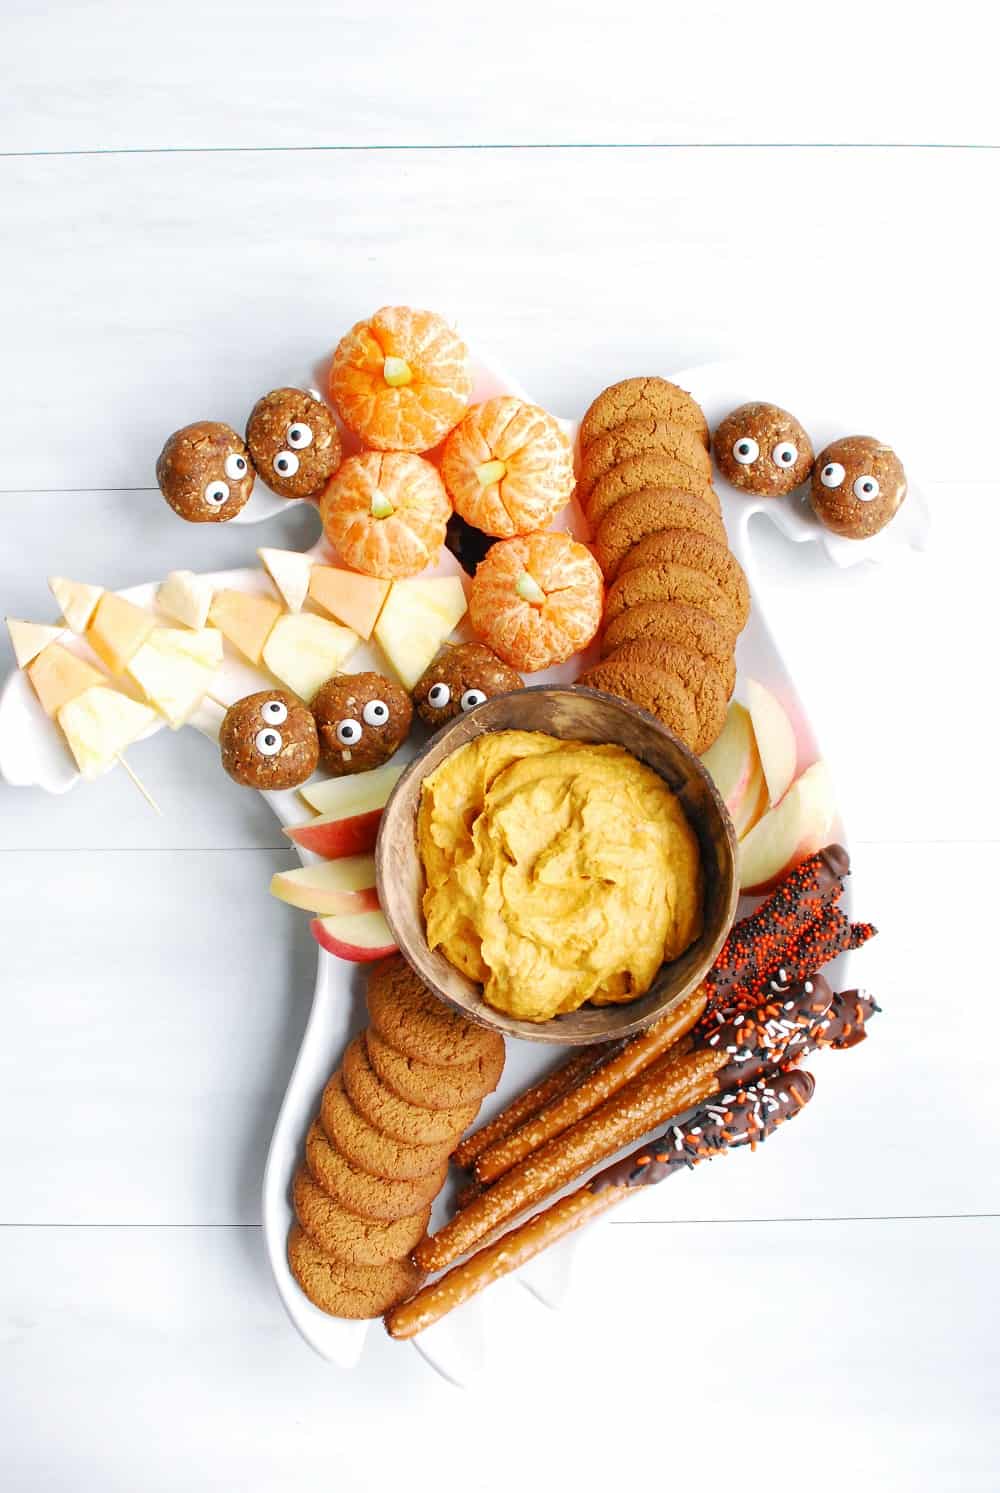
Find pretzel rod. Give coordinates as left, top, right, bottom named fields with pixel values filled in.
left=413, top=978, right=833, bottom=1274
left=473, top=984, right=708, bottom=1184
left=453, top=1047, right=609, bottom=1169
left=387, top=1068, right=816, bottom=1339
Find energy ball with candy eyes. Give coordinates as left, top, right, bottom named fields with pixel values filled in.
left=412, top=643, right=523, bottom=730
left=312, top=672, right=413, bottom=776
left=245, top=388, right=343, bottom=500
left=713, top=403, right=814, bottom=497
left=810, top=435, right=907, bottom=540
left=219, top=690, right=319, bottom=790
left=156, top=422, right=255, bottom=522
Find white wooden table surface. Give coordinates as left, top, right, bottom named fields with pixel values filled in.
left=2, top=4, right=998, bottom=1488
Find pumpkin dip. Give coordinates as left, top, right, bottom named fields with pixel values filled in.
left=417, top=730, right=703, bottom=1022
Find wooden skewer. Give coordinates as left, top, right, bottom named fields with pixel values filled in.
left=116, top=753, right=162, bottom=815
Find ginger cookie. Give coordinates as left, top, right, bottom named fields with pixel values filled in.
left=321, top=1072, right=453, bottom=1182
left=342, top=1036, right=478, bottom=1146
left=367, top=956, right=506, bottom=1070
left=288, top=1222, right=422, bottom=1319
left=292, top=1165, right=429, bottom=1267
left=604, top=562, right=737, bottom=630
left=579, top=658, right=699, bottom=749
left=580, top=377, right=709, bottom=452
left=601, top=601, right=736, bottom=697
left=586, top=454, right=720, bottom=530
left=601, top=639, right=728, bottom=753
left=580, top=419, right=712, bottom=506
left=305, top=1119, right=446, bottom=1221
left=616, top=529, right=750, bottom=629
left=365, top=1027, right=504, bottom=1110
left=593, top=486, right=726, bottom=579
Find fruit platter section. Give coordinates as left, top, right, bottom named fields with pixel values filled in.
left=1, top=305, right=907, bottom=1360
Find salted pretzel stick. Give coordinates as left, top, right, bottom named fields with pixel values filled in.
left=413, top=978, right=833, bottom=1274
left=387, top=1068, right=817, bottom=1339
left=473, top=984, right=708, bottom=1184
left=453, top=1047, right=608, bottom=1169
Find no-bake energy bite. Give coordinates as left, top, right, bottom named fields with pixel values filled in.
left=810, top=435, right=907, bottom=539
left=311, top=671, right=412, bottom=776
left=713, top=402, right=814, bottom=497
left=245, top=387, right=342, bottom=499
left=411, top=643, right=522, bottom=730
left=219, top=689, right=319, bottom=790
left=156, top=421, right=255, bottom=522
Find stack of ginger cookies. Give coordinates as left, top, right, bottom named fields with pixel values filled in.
left=288, top=955, right=505, bottom=1319
left=576, top=377, right=749, bottom=755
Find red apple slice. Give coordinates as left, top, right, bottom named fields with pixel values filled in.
left=747, top=678, right=798, bottom=808
left=270, top=855, right=379, bottom=914
left=701, top=702, right=761, bottom=818
left=310, top=909, right=397, bottom=962
left=738, top=761, right=836, bottom=893
left=299, top=761, right=404, bottom=817
left=733, top=761, right=769, bottom=840
left=285, top=809, right=384, bottom=859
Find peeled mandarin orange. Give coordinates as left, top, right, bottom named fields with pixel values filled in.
left=321, top=452, right=451, bottom=580
left=468, top=532, right=603, bottom=672
left=329, top=306, right=472, bottom=452
left=441, top=397, right=574, bottom=538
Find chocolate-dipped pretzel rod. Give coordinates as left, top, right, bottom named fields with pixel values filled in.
left=387, top=1068, right=816, bottom=1339
left=414, top=978, right=833, bottom=1274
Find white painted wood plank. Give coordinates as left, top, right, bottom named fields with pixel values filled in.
left=0, top=842, right=994, bottom=1224
left=2, top=0, right=996, bottom=151
left=1, top=1218, right=996, bottom=1489
left=1, top=147, right=996, bottom=493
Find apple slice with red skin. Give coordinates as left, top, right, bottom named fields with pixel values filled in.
left=285, top=809, right=384, bottom=860
left=311, top=909, right=397, bottom=962
left=733, top=761, right=769, bottom=840
left=701, top=703, right=760, bottom=820
left=270, top=854, right=378, bottom=914
left=738, top=760, right=836, bottom=893
left=746, top=679, right=798, bottom=807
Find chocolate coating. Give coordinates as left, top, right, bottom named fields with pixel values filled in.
left=156, top=421, right=255, bottom=523
left=220, top=689, right=319, bottom=790
left=313, top=672, right=412, bottom=776
left=412, top=643, right=523, bottom=729
left=245, top=388, right=342, bottom=500
left=810, top=435, right=907, bottom=539
left=713, top=402, right=814, bottom=497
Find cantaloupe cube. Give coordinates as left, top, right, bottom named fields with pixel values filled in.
left=26, top=643, right=105, bottom=717
left=208, top=589, right=282, bottom=665
left=127, top=627, right=224, bottom=727
left=258, top=548, right=314, bottom=614
left=86, top=593, right=156, bottom=674
left=374, top=576, right=467, bottom=689
left=6, top=618, right=65, bottom=670
left=57, top=685, right=158, bottom=779
left=49, top=577, right=103, bottom=634
left=308, top=566, right=391, bottom=641
left=262, top=612, right=359, bottom=701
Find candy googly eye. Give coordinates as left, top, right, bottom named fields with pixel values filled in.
left=260, top=699, right=288, bottom=726
left=336, top=719, right=363, bottom=746
left=427, top=683, right=451, bottom=709
left=286, top=423, right=313, bottom=450
left=771, top=441, right=798, bottom=469
left=224, top=452, right=248, bottom=480
left=460, top=688, right=487, bottom=711
left=853, top=474, right=880, bottom=501
left=732, top=437, right=759, bottom=465
left=362, top=700, right=390, bottom=726
left=273, top=450, right=299, bottom=478
left=820, top=462, right=846, bottom=488
left=254, top=728, right=283, bottom=756
left=204, top=480, right=230, bottom=506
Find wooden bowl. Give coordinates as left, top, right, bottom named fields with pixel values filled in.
left=375, top=686, right=738, bottom=1045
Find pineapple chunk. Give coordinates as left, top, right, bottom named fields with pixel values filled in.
left=6, top=618, right=64, bottom=670
left=26, top=643, right=105, bottom=717
left=208, top=589, right=282, bottom=665
left=258, top=548, right=313, bottom=614
left=86, top=592, right=156, bottom=674
left=262, top=612, right=359, bottom=702
left=374, top=577, right=467, bottom=689
left=308, top=566, right=391, bottom=640
left=157, top=569, right=214, bottom=630
left=57, top=685, right=158, bottom=780
left=127, top=627, right=224, bottom=728
left=49, top=577, right=103, bottom=634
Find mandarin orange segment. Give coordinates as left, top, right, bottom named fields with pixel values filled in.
left=329, top=306, right=472, bottom=453
left=320, top=452, right=452, bottom=580
left=468, top=532, right=603, bottom=672
left=441, top=397, right=575, bottom=538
